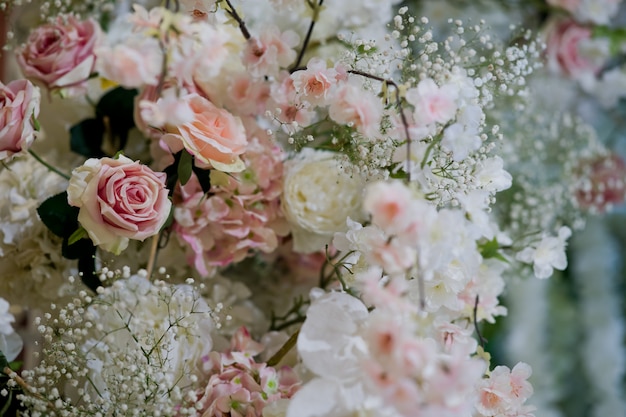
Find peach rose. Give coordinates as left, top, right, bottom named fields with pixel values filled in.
left=167, top=93, right=248, bottom=172
left=67, top=155, right=172, bottom=254
left=0, top=79, right=41, bottom=161
left=17, top=15, right=101, bottom=95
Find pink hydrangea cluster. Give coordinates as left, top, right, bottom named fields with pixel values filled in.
left=173, top=134, right=287, bottom=276
left=196, top=327, right=299, bottom=417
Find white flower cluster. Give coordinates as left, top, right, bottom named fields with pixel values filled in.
left=18, top=268, right=216, bottom=416
left=0, top=153, right=75, bottom=309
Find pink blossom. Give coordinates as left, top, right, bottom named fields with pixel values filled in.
left=291, top=57, right=338, bottom=106
left=67, top=155, right=172, bottom=254
left=243, top=26, right=299, bottom=77
left=0, top=79, right=40, bottom=162
left=405, top=78, right=459, bottom=127
left=363, top=181, right=415, bottom=235
left=328, top=81, right=383, bottom=138
left=95, top=36, right=163, bottom=88
left=17, top=15, right=101, bottom=96
left=269, top=72, right=315, bottom=126
left=226, top=73, right=271, bottom=116
left=197, top=328, right=299, bottom=417
left=476, top=363, right=534, bottom=416
left=173, top=136, right=285, bottom=275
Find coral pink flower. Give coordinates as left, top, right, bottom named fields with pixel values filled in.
left=17, top=15, right=101, bottom=96
left=167, top=93, right=248, bottom=172
left=0, top=79, right=40, bottom=162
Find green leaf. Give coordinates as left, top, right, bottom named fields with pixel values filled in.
left=0, top=351, right=8, bottom=372
left=78, top=249, right=100, bottom=293
left=8, top=362, right=21, bottom=372
left=37, top=192, right=80, bottom=238
left=95, top=87, right=138, bottom=152
left=192, top=164, right=212, bottom=194
left=68, top=227, right=88, bottom=245
left=479, top=237, right=509, bottom=263
left=70, top=118, right=106, bottom=158
left=178, top=150, right=193, bottom=186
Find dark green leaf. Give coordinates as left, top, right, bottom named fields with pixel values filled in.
left=70, top=118, right=105, bottom=158
left=178, top=150, right=193, bottom=186
left=192, top=164, right=212, bottom=194
left=0, top=387, right=12, bottom=416
left=37, top=192, right=79, bottom=238
left=78, top=248, right=99, bottom=293
left=0, top=351, right=7, bottom=373
left=95, top=87, right=138, bottom=152
left=164, top=151, right=183, bottom=197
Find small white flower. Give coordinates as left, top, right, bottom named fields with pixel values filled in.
left=516, top=227, right=572, bottom=279
left=0, top=297, right=23, bottom=362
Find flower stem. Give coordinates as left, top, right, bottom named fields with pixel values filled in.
left=28, top=149, right=71, bottom=180
left=267, top=328, right=300, bottom=367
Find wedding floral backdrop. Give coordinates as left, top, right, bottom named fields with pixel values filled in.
left=0, top=0, right=625, bottom=416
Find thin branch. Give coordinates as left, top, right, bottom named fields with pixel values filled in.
left=473, top=295, right=487, bottom=348
left=223, top=0, right=251, bottom=40
left=291, top=0, right=324, bottom=72
left=347, top=70, right=412, bottom=182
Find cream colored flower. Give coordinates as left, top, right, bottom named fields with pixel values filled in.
left=282, top=149, right=365, bottom=253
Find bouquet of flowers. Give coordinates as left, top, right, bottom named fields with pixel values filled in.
left=0, top=0, right=624, bottom=416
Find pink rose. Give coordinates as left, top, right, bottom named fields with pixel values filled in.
left=67, top=155, right=172, bottom=254
left=0, top=79, right=41, bottom=161
left=545, top=19, right=603, bottom=83
left=165, top=93, right=248, bottom=172
left=17, top=15, right=101, bottom=95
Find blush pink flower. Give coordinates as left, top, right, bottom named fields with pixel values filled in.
left=405, top=78, right=459, bottom=127
left=243, top=26, right=299, bottom=77
left=476, top=363, right=534, bottom=416
left=67, top=155, right=172, bottom=254
left=291, top=57, right=338, bottom=106
left=328, top=81, right=383, bottom=138
left=95, top=36, right=162, bottom=88
left=174, top=135, right=285, bottom=275
left=166, top=93, right=248, bottom=172
left=0, top=79, right=41, bottom=162
left=17, top=15, right=101, bottom=96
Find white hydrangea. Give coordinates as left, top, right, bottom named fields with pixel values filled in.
left=0, top=153, right=75, bottom=309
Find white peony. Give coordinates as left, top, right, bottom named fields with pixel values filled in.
left=282, top=149, right=366, bottom=253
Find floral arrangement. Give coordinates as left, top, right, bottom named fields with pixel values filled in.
left=0, top=0, right=625, bottom=416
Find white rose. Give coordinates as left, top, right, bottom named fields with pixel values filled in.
left=282, top=149, right=365, bottom=253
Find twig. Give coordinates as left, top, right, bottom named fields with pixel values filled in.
left=290, top=0, right=324, bottom=72
left=223, top=0, right=251, bottom=40
left=473, top=295, right=487, bottom=348
left=347, top=70, right=412, bottom=182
